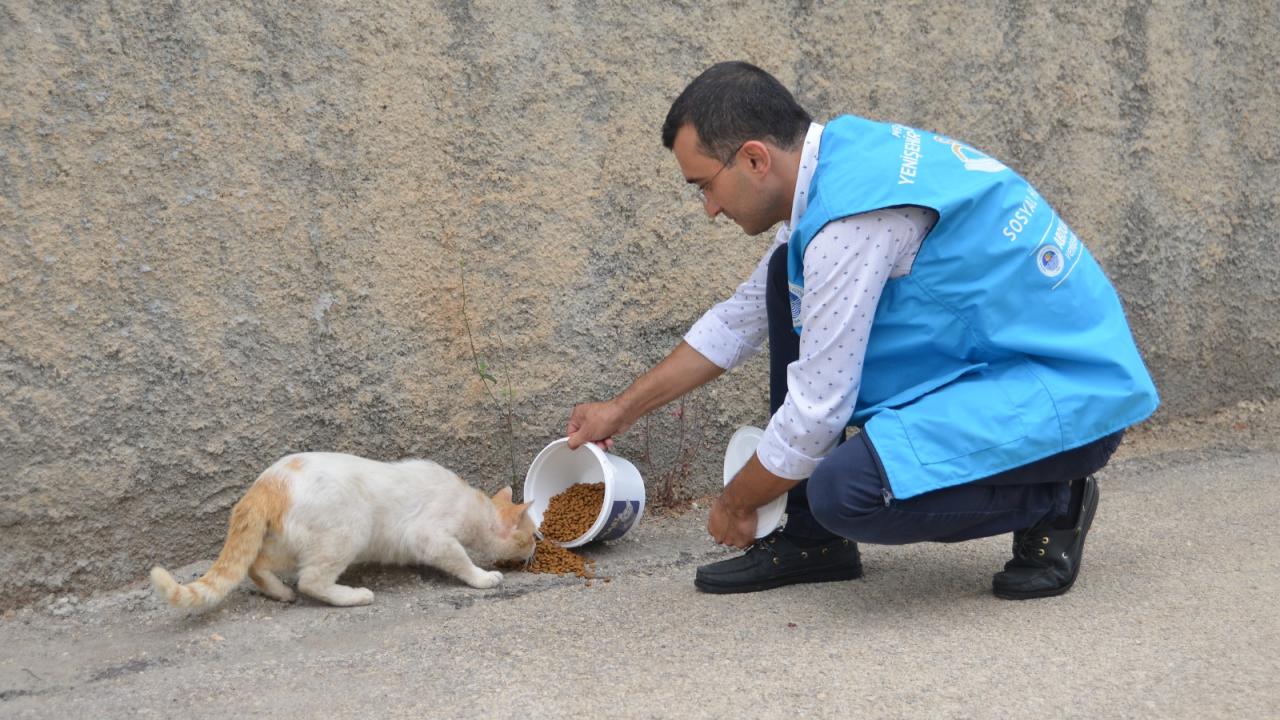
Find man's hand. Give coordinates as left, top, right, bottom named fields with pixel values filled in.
left=708, top=452, right=800, bottom=548
left=566, top=400, right=631, bottom=450
left=708, top=494, right=759, bottom=549
left=564, top=342, right=724, bottom=451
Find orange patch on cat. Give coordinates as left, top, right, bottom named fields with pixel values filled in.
left=500, top=501, right=533, bottom=526
left=203, top=472, right=290, bottom=586
left=248, top=471, right=291, bottom=535
left=284, top=456, right=306, bottom=473
left=491, top=486, right=514, bottom=505
left=149, top=471, right=292, bottom=609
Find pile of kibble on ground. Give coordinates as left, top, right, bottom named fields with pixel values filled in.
left=526, top=482, right=609, bottom=583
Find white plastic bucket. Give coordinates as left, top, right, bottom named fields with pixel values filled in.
left=523, top=438, right=646, bottom=548
left=723, top=426, right=786, bottom=538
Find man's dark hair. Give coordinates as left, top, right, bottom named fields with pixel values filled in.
left=661, top=61, right=812, bottom=161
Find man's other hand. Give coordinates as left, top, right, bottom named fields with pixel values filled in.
left=708, top=494, right=758, bottom=549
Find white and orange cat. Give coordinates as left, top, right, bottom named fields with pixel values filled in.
left=150, top=452, right=536, bottom=609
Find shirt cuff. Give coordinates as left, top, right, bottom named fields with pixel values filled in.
left=683, top=312, right=756, bottom=371
left=755, top=420, right=823, bottom=480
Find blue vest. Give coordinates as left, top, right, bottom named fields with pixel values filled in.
left=788, top=116, right=1159, bottom=499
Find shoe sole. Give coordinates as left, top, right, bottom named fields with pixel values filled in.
left=993, top=477, right=1099, bottom=600
left=694, top=565, right=863, bottom=595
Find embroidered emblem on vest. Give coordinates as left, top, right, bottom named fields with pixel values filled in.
left=1036, top=246, right=1065, bottom=278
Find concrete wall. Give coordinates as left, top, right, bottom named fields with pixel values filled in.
left=1, top=1, right=1276, bottom=608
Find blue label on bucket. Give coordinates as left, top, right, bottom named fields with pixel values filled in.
left=596, top=500, right=641, bottom=541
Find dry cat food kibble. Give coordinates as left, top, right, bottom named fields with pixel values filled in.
left=539, top=482, right=605, bottom=542
left=515, top=482, right=608, bottom=582
left=527, top=537, right=596, bottom=579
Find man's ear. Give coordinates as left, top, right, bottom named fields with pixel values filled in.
left=740, top=139, right=772, bottom=174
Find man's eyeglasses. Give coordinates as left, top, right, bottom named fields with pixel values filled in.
left=684, top=143, right=745, bottom=203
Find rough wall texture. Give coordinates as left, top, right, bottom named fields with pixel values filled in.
left=1, top=1, right=1276, bottom=608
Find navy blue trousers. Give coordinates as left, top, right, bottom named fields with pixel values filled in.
left=764, top=245, right=1122, bottom=545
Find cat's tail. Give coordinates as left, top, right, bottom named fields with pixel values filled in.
left=150, top=472, right=291, bottom=609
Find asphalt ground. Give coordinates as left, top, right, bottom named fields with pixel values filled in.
left=3, top=402, right=1278, bottom=719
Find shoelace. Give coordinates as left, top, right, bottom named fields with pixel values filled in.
left=1011, top=530, right=1052, bottom=566
left=745, top=532, right=783, bottom=556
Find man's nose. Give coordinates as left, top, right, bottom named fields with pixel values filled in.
left=703, top=197, right=722, bottom=218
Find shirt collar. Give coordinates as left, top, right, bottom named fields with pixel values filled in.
left=786, top=122, right=825, bottom=232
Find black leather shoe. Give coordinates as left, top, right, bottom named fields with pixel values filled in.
left=694, top=531, right=863, bottom=594
left=993, top=476, right=1099, bottom=600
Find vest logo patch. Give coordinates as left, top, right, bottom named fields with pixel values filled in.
left=1036, top=245, right=1065, bottom=278
left=932, top=134, right=1008, bottom=174
left=787, top=282, right=805, bottom=328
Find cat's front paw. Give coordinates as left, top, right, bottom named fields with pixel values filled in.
left=467, top=570, right=503, bottom=589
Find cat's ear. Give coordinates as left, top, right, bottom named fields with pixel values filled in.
left=491, top=486, right=514, bottom=505
left=502, top=502, right=534, bottom=531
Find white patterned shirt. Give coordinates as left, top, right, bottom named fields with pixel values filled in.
left=684, top=122, right=938, bottom=480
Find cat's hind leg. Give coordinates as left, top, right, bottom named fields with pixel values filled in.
left=248, top=546, right=296, bottom=603
left=418, top=535, right=503, bottom=589
left=295, top=541, right=374, bottom=606
left=296, top=562, right=374, bottom=606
